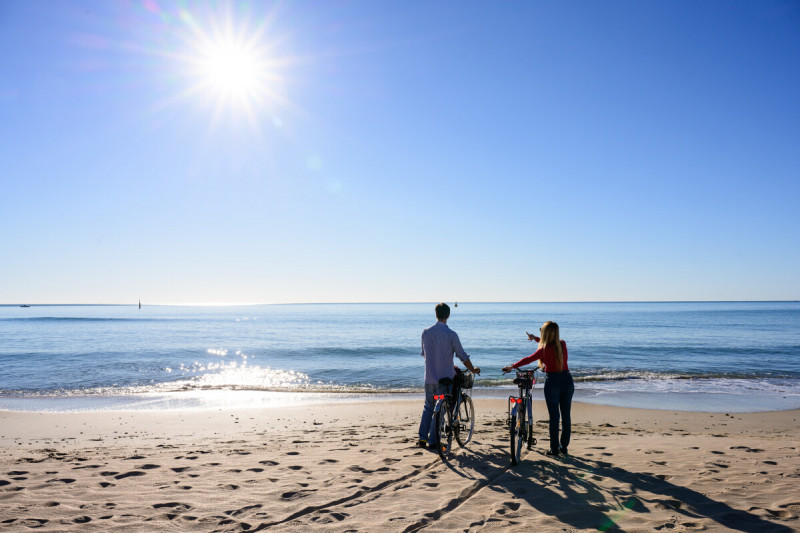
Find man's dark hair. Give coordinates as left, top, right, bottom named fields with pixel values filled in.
left=435, top=303, right=450, bottom=320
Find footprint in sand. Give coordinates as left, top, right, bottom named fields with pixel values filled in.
left=259, top=460, right=279, bottom=466
left=100, top=471, right=119, bottom=477
left=382, top=458, right=401, bottom=465
left=99, top=482, right=115, bottom=488
left=286, top=451, right=300, bottom=456
left=311, top=510, right=348, bottom=523
left=501, top=501, right=522, bottom=513
left=220, top=484, right=239, bottom=490
left=171, top=467, right=190, bottom=473
left=281, top=489, right=316, bottom=501
left=18, top=519, right=48, bottom=528
left=225, top=504, right=263, bottom=517
left=125, top=455, right=146, bottom=460
left=0, top=480, right=10, bottom=486
left=115, top=471, right=146, bottom=480
left=44, top=502, right=60, bottom=507
left=48, top=478, right=76, bottom=484
left=763, top=460, right=778, bottom=465
left=319, top=459, right=339, bottom=464
left=153, top=502, right=192, bottom=512
left=710, top=451, right=725, bottom=455
left=766, top=509, right=794, bottom=519
left=73, top=516, right=91, bottom=524
left=246, top=468, right=264, bottom=472
left=287, top=465, right=303, bottom=471
left=138, top=464, right=161, bottom=470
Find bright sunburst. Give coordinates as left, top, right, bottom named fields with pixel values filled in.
left=157, top=4, right=293, bottom=130
left=198, top=40, right=262, bottom=99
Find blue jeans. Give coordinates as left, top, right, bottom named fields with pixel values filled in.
left=418, top=382, right=448, bottom=443
left=544, top=372, right=574, bottom=452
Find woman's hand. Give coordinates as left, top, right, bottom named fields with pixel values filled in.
left=526, top=332, right=538, bottom=342
left=502, top=365, right=513, bottom=374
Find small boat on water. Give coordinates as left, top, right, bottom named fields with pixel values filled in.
left=20, top=304, right=30, bottom=308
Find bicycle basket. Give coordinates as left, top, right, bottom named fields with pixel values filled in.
left=456, top=370, right=474, bottom=389
left=512, top=376, right=534, bottom=388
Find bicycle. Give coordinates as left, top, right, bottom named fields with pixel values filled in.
left=508, top=368, right=538, bottom=465
left=432, top=369, right=476, bottom=460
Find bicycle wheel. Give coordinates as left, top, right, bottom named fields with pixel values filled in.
left=435, top=402, right=453, bottom=460
left=455, top=395, right=475, bottom=447
left=510, top=403, right=526, bottom=465
left=527, top=421, right=536, bottom=449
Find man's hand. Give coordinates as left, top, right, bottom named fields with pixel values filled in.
left=472, top=367, right=481, bottom=375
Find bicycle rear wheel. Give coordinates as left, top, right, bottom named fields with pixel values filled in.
left=510, top=404, right=525, bottom=465
left=455, top=395, right=474, bottom=447
left=435, top=402, right=453, bottom=460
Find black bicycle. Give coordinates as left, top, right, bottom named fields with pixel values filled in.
left=432, top=369, right=476, bottom=460
left=508, top=368, right=538, bottom=465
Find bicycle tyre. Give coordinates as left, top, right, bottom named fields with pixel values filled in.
left=509, top=408, right=524, bottom=465
left=526, top=417, right=534, bottom=450
left=455, top=395, right=475, bottom=447
left=435, top=401, right=453, bottom=460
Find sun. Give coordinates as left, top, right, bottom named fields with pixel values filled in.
left=198, top=40, right=262, bottom=100
left=161, top=5, right=292, bottom=128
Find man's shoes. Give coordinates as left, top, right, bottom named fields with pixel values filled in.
left=560, top=446, right=569, bottom=455
left=416, top=439, right=428, bottom=448
left=545, top=449, right=560, bottom=457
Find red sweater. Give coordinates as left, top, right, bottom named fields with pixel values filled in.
left=512, top=338, right=568, bottom=373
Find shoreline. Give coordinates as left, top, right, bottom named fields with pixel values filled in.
left=2, top=386, right=799, bottom=414
left=1, top=398, right=798, bottom=531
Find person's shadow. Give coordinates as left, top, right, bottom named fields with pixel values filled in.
left=484, top=450, right=794, bottom=532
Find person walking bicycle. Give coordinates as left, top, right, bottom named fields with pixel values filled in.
left=503, top=321, right=573, bottom=456
left=418, top=303, right=480, bottom=449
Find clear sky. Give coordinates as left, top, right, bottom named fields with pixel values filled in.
left=1, top=1, right=799, bottom=304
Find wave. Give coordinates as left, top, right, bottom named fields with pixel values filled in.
left=3, top=369, right=799, bottom=398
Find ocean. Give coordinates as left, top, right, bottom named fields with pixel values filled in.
left=1, top=302, right=799, bottom=412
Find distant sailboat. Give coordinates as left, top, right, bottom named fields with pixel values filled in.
left=138, top=300, right=141, bottom=309
left=20, top=304, right=30, bottom=308
left=454, top=302, right=458, bottom=308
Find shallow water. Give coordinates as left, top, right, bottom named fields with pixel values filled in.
left=1, top=302, right=798, bottom=412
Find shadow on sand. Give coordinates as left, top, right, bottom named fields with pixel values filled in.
left=486, top=450, right=795, bottom=532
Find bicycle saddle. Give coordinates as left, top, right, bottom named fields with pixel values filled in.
left=438, top=377, right=453, bottom=386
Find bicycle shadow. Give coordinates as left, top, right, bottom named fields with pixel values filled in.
left=491, top=451, right=793, bottom=532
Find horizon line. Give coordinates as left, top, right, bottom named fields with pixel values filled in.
left=4, top=299, right=799, bottom=307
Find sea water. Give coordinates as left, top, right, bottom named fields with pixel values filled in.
left=1, top=302, right=798, bottom=412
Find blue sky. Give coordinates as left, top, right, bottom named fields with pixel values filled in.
left=1, top=0, right=798, bottom=304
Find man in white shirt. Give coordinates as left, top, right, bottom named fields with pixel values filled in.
left=418, top=303, right=480, bottom=448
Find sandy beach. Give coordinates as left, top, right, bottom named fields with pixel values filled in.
left=1, top=398, right=798, bottom=532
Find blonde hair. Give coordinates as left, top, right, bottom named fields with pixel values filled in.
left=539, top=321, right=564, bottom=372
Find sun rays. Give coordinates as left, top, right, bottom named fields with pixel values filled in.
left=148, top=2, right=296, bottom=133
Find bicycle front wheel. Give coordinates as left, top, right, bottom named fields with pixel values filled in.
left=510, top=405, right=525, bottom=465
left=455, top=395, right=474, bottom=447
left=435, top=402, right=453, bottom=460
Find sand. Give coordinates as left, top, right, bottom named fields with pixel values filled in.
left=1, top=397, right=798, bottom=532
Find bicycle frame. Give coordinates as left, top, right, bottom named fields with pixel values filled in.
left=508, top=368, right=537, bottom=465
left=432, top=373, right=474, bottom=460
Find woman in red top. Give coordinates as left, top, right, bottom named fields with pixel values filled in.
left=503, top=321, right=574, bottom=456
